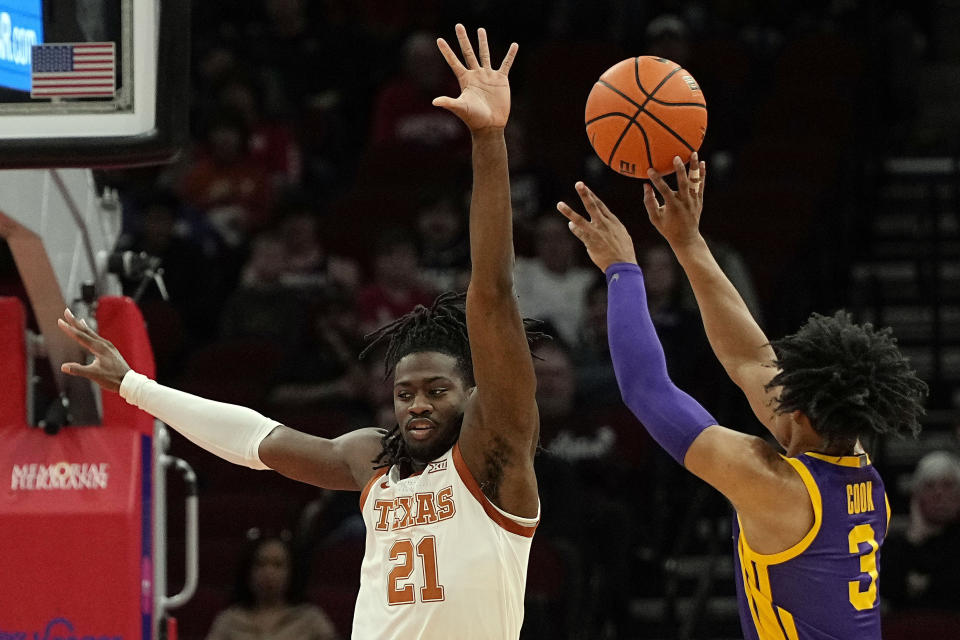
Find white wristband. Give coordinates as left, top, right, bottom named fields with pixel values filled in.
left=120, top=370, right=279, bottom=470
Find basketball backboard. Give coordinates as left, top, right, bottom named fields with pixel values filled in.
left=0, top=0, right=189, bottom=168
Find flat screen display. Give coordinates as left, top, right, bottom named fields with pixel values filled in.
left=0, top=0, right=44, bottom=92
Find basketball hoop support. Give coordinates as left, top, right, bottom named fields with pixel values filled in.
left=0, top=167, right=124, bottom=425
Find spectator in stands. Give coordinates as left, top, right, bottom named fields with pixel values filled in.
left=533, top=339, right=640, bottom=635
left=414, top=194, right=470, bottom=293
left=644, top=14, right=691, bottom=67
left=368, top=31, right=467, bottom=151
left=700, top=236, right=765, bottom=327
left=883, top=450, right=960, bottom=612
left=514, top=214, right=594, bottom=346
left=245, top=0, right=323, bottom=110
left=114, top=190, right=222, bottom=375
left=570, top=274, right=620, bottom=408
left=639, top=243, right=729, bottom=418
left=205, top=532, right=340, bottom=640
left=220, top=233, right=306, bottom=355
left=216, top=73, right=303, bottom=189
left=355, top=227, right=434, bottom=334
left=504, top=110, right=557, bottom=256
left=115, top=190, right=212, bottom=331
left=273, top=199, right=360, bottom=292
left=179, top=108, right=275, bottom=243
left=268, top=288, right=366, bottom=410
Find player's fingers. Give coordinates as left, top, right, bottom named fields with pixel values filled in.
left=574, top=182, right=607, bottom=224
left=646, top=168, right=675, bottom=202
left=697, top=160, right=706, bottom=198
left=556, top=200, right=587, bottom=224
left=62, top=307, right=101, bottom=343
left=62, top=306, right=85, bottom=331
left=498, top=42, right=519, bottom=75
left=642, top=184, right=662, bottom=220
left=557, top=202, right=592, bottom=244
left=436, top=38, right=466, bottom=75
left=674, top=155, right=691, bottom=196
left=431, top=96, right=463, bottom=115
left=564, top=217, right=590, bottom=243
left=454, top=24, right=479, bottom=69
left=477, top=27, right=490, bottom=67
left=57, top=318, right=98, bottom=352
left=687, top=152, right=701, bottom=188
left=580, top=182, right=620, bottom=230
left=61, top=308, right=95, bottom=339
left=61, top=360, right=97, bottom=378
left=582, top=182, right=620, bottom=223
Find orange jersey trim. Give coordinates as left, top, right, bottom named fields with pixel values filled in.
left=451, top=443, right=538, bottom=538
left=359, top=467, right=389, bottom=510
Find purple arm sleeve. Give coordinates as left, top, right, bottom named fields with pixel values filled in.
left=606, top=262, right=718, bottom=465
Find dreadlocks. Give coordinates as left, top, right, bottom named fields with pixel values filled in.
left=361, top=291, right=547, bottom=469
left=765, top=310, right=928, bottom=448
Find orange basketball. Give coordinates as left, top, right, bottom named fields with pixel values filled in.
left=585, top=56, right=707, bottom=178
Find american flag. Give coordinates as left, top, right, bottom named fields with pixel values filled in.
left=30, top=42, right=116, bottom=98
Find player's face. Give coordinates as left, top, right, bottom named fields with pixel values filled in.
left=393, top=351, right=472, bottom=464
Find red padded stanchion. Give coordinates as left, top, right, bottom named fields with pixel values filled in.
left=0, top=297, right=27, bottom=428
left=97, top=296, right=156, bottom=435
left=0, top=296, right=156, bottom=639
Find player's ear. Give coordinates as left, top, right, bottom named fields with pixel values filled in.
left=792, top=410, right=814, bottom=432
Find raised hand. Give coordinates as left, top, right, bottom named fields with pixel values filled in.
left=57, top=308, right=132, bottom=393
left=557, top=182, right=638, bottom=272
left=433, top=24, right=518, bottom=132
left=644, top=152, right=707, bottom=248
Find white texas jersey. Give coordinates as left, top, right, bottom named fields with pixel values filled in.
left=352, top=442, right=539, bottom=639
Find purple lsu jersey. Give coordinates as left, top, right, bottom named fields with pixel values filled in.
left=733, top=452, right=889, bottom=640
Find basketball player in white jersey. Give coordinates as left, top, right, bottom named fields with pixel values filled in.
left=57, top=25, right=541, bottom=639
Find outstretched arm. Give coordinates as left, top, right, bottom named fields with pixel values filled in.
left=644, top=155, right=783, bottom=441
left=558, top=184, right=807, bottom=529
left=433, top=25, right=538, bottom=517
left=558, top=184, right=718, bottom=465
left=57, top=309, right=381, bottom=490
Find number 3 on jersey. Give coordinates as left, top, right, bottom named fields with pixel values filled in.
left=847, top=524, right=878, bottom=610
left=388, top=536, right=445, bottom=605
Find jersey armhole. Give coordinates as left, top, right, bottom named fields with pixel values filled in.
left=359, top=467, right=389, bottom=510
left=452, top=443, right=539, bottom=538
left=739, top=456, right=823, bottom=564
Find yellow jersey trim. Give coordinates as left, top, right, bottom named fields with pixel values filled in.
left=885, top=492, right=891, bottom=530
left=739, top=456, right=823, bottom=564
left=804, top=451, right=871, bottom=468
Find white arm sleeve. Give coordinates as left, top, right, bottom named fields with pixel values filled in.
left=120, top=370, right=279, bottom=470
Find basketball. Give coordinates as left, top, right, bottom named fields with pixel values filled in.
left=585, top=56, right=707, bottom=178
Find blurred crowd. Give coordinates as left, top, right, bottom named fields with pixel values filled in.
left=1, top=1, right=954, bottom=638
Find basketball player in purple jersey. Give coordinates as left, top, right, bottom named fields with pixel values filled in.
left=557, top=153, right=927, bottom=639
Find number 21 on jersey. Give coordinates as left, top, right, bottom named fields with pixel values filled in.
left=388, top=536, right=445, bottom=605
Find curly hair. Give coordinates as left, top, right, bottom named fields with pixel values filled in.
left=765, top=310, right=928, bottom=447
left=360, top=291, right=546, bottom=470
